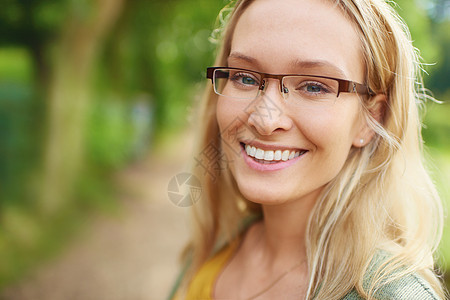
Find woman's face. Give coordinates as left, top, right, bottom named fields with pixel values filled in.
left=216, top=0, right=368, bottom=205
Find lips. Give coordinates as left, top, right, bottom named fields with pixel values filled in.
left=241, top=142, right=308, bottom=164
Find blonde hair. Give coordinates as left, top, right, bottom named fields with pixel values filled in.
left=180, top=0, right=446, bottom=299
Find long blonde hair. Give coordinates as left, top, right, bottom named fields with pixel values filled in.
left=180, top=0, right=446, bottom=298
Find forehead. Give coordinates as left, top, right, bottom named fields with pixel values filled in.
left=230, top=0, right=365, bottom=80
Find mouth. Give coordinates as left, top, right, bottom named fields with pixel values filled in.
left=240, top=142, right=308, bottom=165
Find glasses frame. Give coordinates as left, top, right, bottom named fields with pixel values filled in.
left=206, top=67, right=375, bottom=99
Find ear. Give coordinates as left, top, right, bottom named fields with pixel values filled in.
left=353, top=93, right=387, bottom=147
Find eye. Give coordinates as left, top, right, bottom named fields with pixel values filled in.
left=286, top=76, right=338, bottom=101
left=241, top=76, right=256, bottom=85
left=230, top=72, right=259, bottom=86
left=306, top=84, right=325, bottom=93
left=299, top=81, right=331, bottom=94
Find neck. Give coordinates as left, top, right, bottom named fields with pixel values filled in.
left=258, top=190, right=320, bottom=263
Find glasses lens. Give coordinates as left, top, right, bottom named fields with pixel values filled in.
left=283, top=75, right=339, bottom=102
left=213, top=68, right=261, bottom=99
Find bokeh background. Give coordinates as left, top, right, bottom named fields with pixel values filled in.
left=0, top=0, right=448, bottom=299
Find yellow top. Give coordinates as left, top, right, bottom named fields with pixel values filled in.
left=173, top=240, right=239, bottom=300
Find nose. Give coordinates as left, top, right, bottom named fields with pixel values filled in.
left=247, top=79, right=293, bottom=135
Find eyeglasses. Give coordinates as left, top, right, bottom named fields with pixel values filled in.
left=206, top=67, right=374, bottom=102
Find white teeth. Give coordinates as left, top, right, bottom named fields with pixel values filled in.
left=244, top=144, right=305, bottom=162
left=264, top=150, right=274, bottom=161
left=288, top=151, right=295, bottom=160
left=281, top=150, right=290, bottom=161
left=255, top=148, right=264, bottom=159
left=274, top=150, right=282, bottom=161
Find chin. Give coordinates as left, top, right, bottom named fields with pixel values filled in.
left=234, top=176, right=297, bottom=205
left=229, top=166, right=326, bottom=208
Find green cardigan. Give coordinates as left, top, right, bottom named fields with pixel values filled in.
left=342, top=251, right=440, bottom=299
left=343, top=270, right=440, bottom=299
left=343, top=271, right=440, bottom=299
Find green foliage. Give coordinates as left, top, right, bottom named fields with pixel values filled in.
left=87, top=98, right=136, bottom=169
left=0, top=0, right=69, bottom=47
left=0, top=0, right=227, bottom=288
left=0, top=48, right=38, bottom=208
left=0, top=202, right=102, bottom=287
left=423, top=101, right=450, bottom=149
left=0, top=48, right=33, bottom=82
left=98, top=0, right=225, bottom=136
left=392, top=0, right=439, bottom=63
left=391, top=0, right=450, bottom=96
left=427, top=19, right=450, bottom=96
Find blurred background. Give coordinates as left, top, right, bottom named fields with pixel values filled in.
left=0, top=0, right=448, bottom=299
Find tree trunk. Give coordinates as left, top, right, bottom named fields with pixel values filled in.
left=39, top=0, right=125, bottom=214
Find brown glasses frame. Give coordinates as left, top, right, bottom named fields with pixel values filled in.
left=206, top=67, right=375, bottom=97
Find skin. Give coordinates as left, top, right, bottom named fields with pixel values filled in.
left=214, top=0, right=385, bottom=298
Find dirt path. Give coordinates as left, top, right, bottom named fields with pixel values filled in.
left=0, top=133, right=193, bottom=300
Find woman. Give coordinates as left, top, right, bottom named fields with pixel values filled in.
left=170, top=0, right=446, bottom=299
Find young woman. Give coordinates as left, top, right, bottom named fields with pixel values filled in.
left=169, top=0, right=446, bottom=299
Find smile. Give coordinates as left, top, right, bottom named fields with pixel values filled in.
left=244, top=143, right=307, bottom=163
left=240, top=142, right=308, bottom=171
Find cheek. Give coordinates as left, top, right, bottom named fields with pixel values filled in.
left=216, top=98, right=232, bottom=132
left=216, top=97, right=248, bottom=156
left=297, top=104, right=362, bottom=151
left=216, top=97, right=252, bottom=132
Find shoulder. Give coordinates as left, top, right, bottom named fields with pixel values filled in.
left=167, top=238, right=240, bottom=300
left=342, top=251, right=441, bottom=300
left=167, top=216, right=260, bottom=300
left=343, top=272, right=440, bottom=300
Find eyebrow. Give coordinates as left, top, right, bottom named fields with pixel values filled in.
left=291, top=59, right=347, bottom=78
left=228, top=52, right=261, bottom=68
left=228, top=51, right=348, bottom=79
